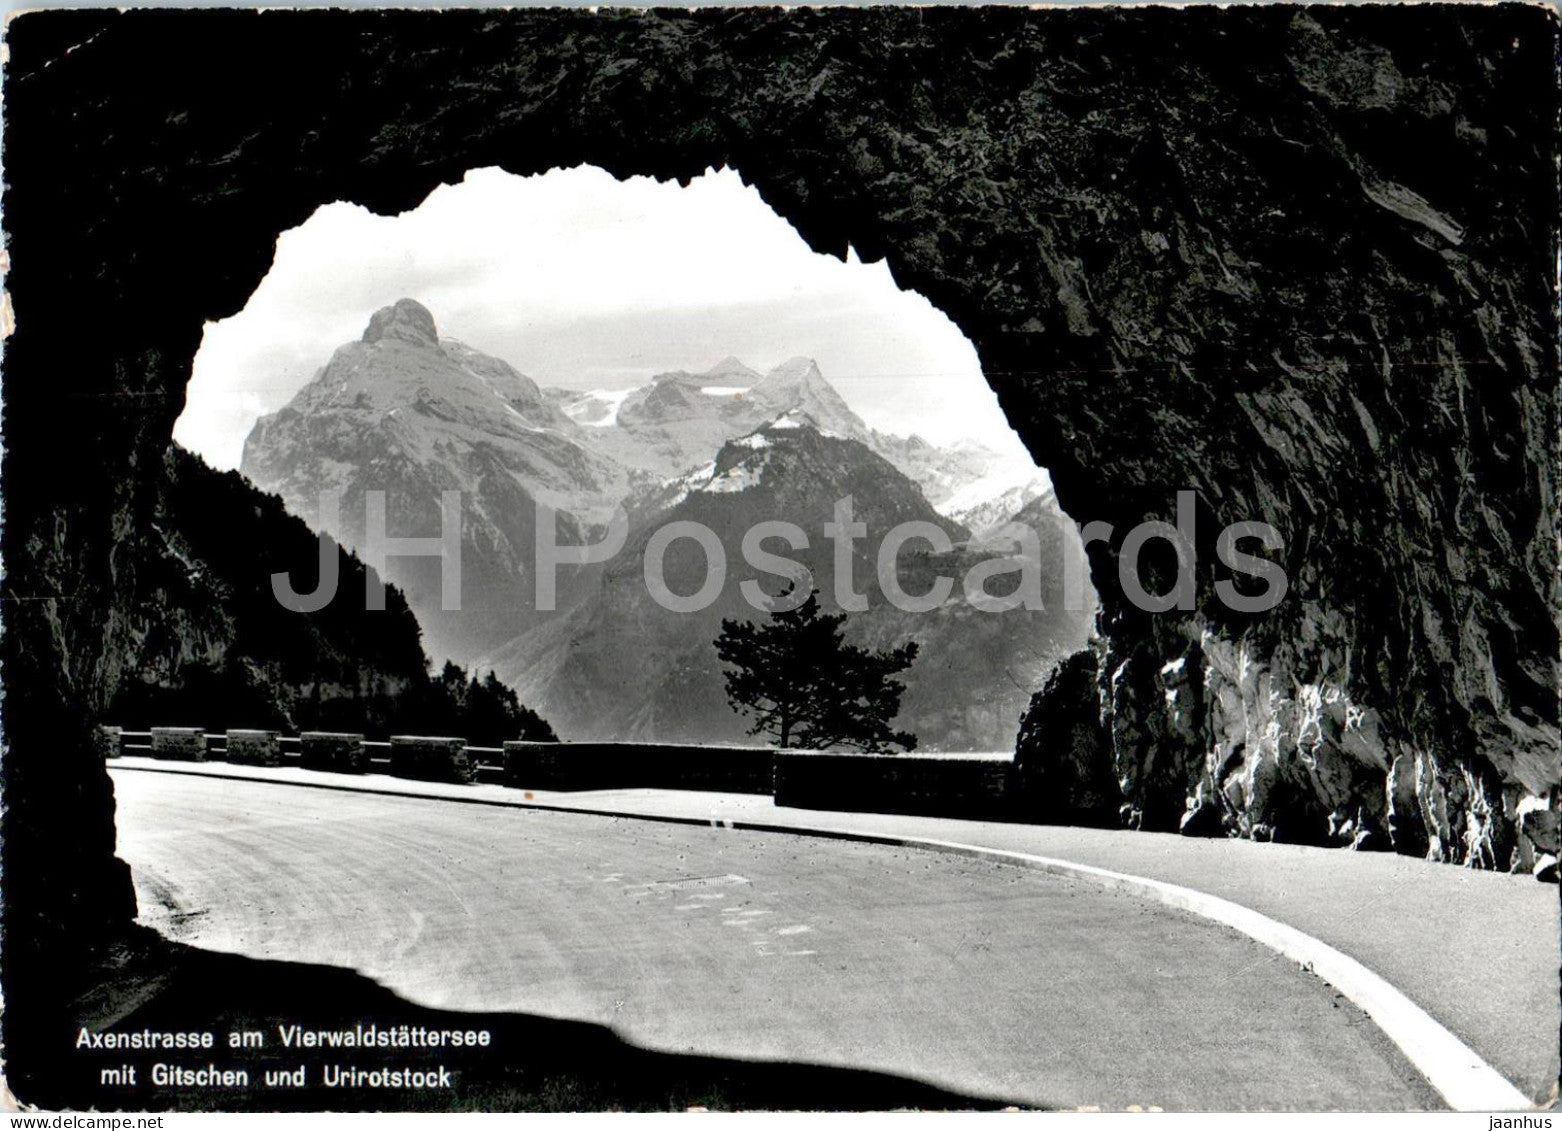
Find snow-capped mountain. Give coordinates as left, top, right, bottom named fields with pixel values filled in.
left=480, top=419, right=1092, bottom=750
left=868, top=432, right=1053, bottom=531
left=551, top=386, right=636, bottom=428
left=544, top=354, right=873, bottom=481
left=241, top=299, right=629, bottom=662
left=937, top=462, right=1058, bottom=539
left=240, top=300, right=1080, bottom=699
left=544, top=355, right=1051, bottom=526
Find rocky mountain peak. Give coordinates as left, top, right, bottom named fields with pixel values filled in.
left=362, top=298, right=440, bottom=348
left=748, top=356, right=866, bottom=441
left=763, top=356, right=823, bottom=386
left=705, top=356, right=762, bottom=382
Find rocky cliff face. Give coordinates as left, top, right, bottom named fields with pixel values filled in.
left=6, top=4, right=1557, bottom=995
left=997, top=15, right=1561, bottom=874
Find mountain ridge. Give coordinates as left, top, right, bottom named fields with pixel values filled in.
left=240, top=300, right=1080, bottom=703
left=479, top=419, right=1092, bottom=750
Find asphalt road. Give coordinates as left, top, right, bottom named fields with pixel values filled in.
left=110, top=771, right=1441, bottom=1110
left=110, top=757, right=1561, bottom=1100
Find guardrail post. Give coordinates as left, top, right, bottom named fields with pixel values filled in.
left=226, top=729, right=284, bottom=767
left=149, top=727, right=208, bottom=762
left=94, top=725, right=123, bottom=760
left=300, top=731, right=369, bottom=773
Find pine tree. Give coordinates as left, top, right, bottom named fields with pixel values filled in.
left=715, top=587, right=918, bottom=752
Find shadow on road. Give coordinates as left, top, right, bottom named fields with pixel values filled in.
left=11, top=928, right=1013, bottom=1112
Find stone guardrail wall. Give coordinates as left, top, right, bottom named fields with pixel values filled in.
left=102, top=725, right=1019, bottom=821
left=502, top=741, right=776, bottom=795
left=774, top=751, right=1016, bottom=820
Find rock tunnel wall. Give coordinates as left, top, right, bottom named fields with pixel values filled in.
left=3, top=6, right=1557, bottom=991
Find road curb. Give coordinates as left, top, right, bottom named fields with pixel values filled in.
left=110, top=762, right=1535, bottom=1111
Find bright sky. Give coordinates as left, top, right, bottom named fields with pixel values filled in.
left=176, top=165, right=1031, bottom=471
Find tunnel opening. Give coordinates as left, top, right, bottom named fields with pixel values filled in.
left=169, top=164, right=1098, bottom=755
